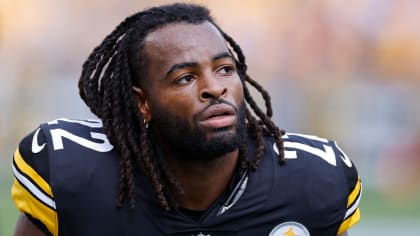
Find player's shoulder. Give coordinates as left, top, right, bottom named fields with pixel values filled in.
left=261, top=132, right=362, bottom=234
left=276, top=132, right=360, bottom=203
left=266, top=131, right=360, bottom=195
left=11, top=118, right=114, bottom=236
left=13, top=118, right=113, bottom=181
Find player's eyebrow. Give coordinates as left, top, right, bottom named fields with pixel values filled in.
left=165, top=52, right=234, bottom=78
left=212, top=52, right=234, bottom=61
left=165, top=62, right=198, bottom=78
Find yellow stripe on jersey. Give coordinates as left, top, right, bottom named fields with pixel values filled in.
left=347, top=178, right=361, bottom=207
left=337, top=177, right=362, bottom=234
left=13, top=149, right=53, bottom=197
left=11, top=148, right=58, bottom=236
left=337, top=208, right=360, bottom=235
left=12, top=178, right=58, bottom=236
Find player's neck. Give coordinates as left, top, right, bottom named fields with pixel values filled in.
left=167, top=149, right=239, bottom=211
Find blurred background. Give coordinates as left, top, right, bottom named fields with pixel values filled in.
left=1, top=0, right=419, bottom=235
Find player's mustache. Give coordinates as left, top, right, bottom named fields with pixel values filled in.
left=193, top=99, right=238, bottom=121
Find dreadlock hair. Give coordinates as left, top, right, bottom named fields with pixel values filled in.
left=78, top=3, right=285, bottom=211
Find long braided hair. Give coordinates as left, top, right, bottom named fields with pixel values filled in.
left=78, top=3, right=285, bottom=210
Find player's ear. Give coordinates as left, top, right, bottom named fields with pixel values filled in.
left=132, top=86, right=151, bottom=123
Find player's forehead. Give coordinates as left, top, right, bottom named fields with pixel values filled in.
left=142, top=21, right=229, bottom=62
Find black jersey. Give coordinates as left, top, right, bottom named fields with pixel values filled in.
left=11, top=118, right=361, bottom=236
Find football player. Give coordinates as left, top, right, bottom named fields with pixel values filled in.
left=11, top=3, right=361, bottom=236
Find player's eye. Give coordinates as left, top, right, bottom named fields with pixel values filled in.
left=175, top=74, right=195, bottom=85
left=217, top=65, right=235, bottom=76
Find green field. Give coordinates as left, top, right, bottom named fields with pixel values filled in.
left=360, top=189, right=420, bottom=218
left=1, top=172, right=19, bottom=236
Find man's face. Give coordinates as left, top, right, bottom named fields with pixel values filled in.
left=138, top=21, right=245, bottom=160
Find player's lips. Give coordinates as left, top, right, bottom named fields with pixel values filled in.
left=199, top=104, right=236, bottom=129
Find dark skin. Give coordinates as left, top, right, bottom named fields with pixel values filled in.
left=133, top=22, right=244, bottom=211
left=14, top=21, right=349, bottom=236
left=14, top=214, right=45, bottom=236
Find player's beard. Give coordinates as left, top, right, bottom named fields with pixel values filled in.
left=150, top=100, right=247, bottom=162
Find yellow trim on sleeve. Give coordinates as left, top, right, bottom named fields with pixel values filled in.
left=13, top=149, right=53, bottom=197
left=12, top=178, right=58, bottom=236
left=347, top=178, right=361, bottom=207
left=337, top=208, right=360, bottom=235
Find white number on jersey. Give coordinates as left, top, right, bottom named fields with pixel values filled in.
left=273, top=133, right=352, bottom=167
left=48, top=118, right=113, bottom=152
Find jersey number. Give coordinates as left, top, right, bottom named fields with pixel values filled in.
left=48, top=118, right=113, bottom=152
left=274, top=133, right=352, bottom=167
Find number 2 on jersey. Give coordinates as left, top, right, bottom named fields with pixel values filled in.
left=48, top=118, right=113, bottom=152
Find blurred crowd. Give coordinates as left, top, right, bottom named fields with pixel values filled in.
left=1, top=0, right=419, bottom=205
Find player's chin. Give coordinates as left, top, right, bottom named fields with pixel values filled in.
left=208, top=125, right=236, bottom=137
left=203, top=128, right=240, bottom=146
